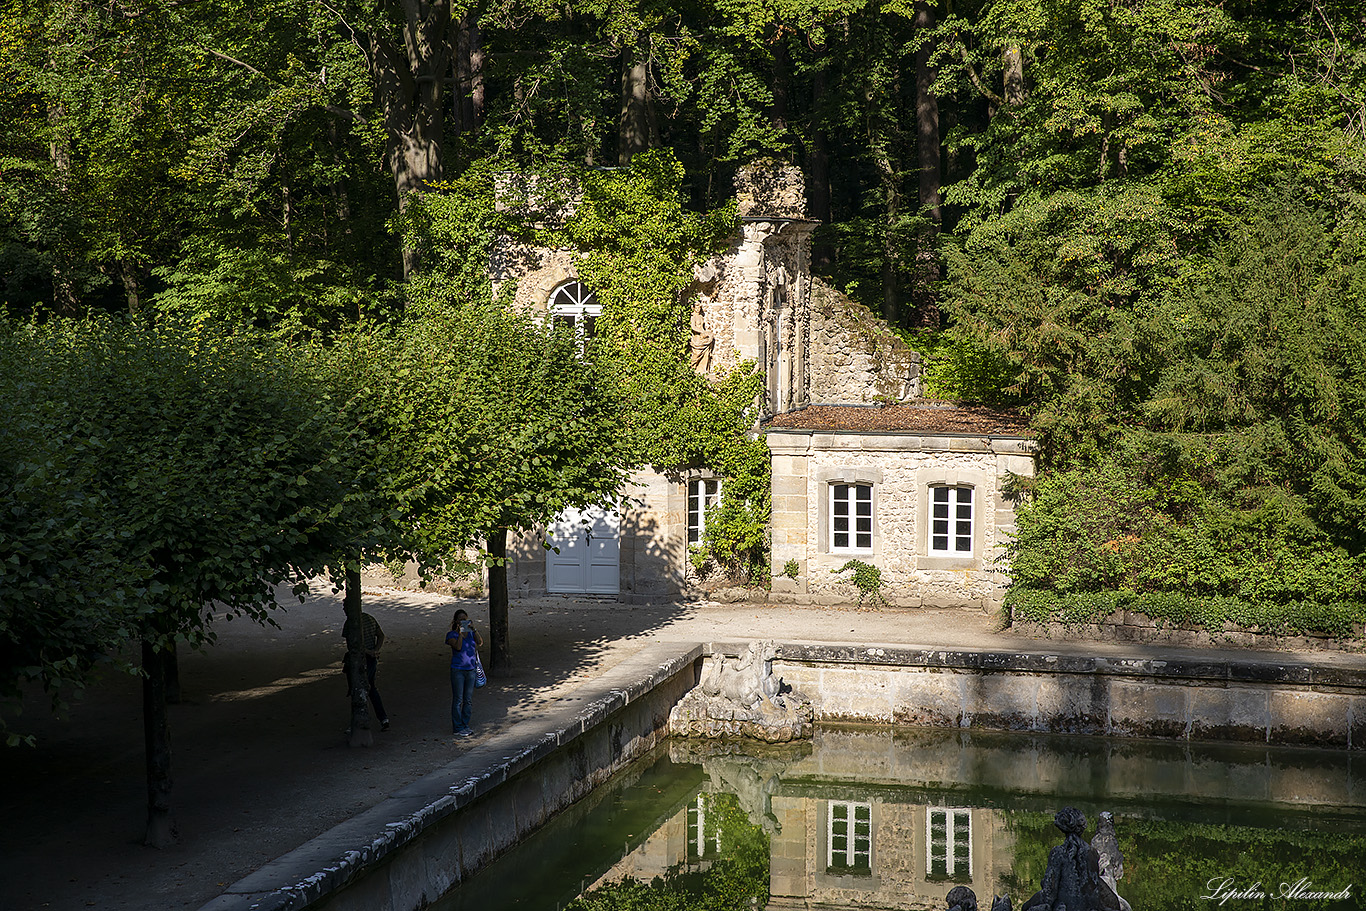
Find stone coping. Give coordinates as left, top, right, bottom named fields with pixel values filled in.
left=711, top=640, right=1366, bottom=690
left=198, top=643, right=703, bottom=911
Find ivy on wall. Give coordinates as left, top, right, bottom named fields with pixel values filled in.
left=402, top=151, right=775, bottom=584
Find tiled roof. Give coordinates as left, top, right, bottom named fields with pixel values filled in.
left=764, top=402, right=1033, bottom=436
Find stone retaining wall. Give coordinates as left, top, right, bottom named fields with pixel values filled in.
left=203, top=639, right=1366, bottom=911
left=724, top=642, right=1366, bottom=750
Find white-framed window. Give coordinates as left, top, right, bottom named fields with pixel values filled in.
left=927, top=807, right=972, bottom=881
left=831, top=483, right=873, bottom=551
left=687, top=478, right=722, bottom=545
left=930, top=486, right=974, bottom=555
left=548, top=281, right=600, bottom=340
left=827, top=801, right=872, bottom=874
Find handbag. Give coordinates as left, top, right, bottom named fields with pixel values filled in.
left=474, top=651, right=487, bottom=688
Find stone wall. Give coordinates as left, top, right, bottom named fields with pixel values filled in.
left=507, top=467, right=696, bottom=601
left=757, top=642, right=1366, bottom=749
left=767, top=430, right=1035, bottom=609
left=734, top=160, right=807, bottom=219
left=807, top=279, right=921, bottom=404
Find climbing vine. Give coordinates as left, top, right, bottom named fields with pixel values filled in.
left=833, top=559, right=886, bottom=606
left=402, top=151, right=774, bottom=583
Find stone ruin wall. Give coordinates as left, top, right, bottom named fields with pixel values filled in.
left=691, top=222, right=811, bottom=381
left=488, top=161, right=922, bottom=418
left=807, top=278, right=921, bottom=405
left=492, top=246, right=579, bottom=316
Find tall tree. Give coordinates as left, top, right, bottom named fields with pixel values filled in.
left=0, top=317, right=370, bottom=843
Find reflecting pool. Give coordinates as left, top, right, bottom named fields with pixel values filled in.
left=435, top=726, right=1364, bottom=911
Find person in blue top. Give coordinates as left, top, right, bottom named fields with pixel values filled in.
left=446, top=609, right=483, bottom=738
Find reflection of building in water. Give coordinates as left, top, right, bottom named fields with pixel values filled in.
left=688, top=793, right=723, bottom=862
left=586, top=787, right=1013, bottom=911
left=766, top=797, right=1012, bottom=911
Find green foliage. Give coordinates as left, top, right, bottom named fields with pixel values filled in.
left=566, top=155, right=770, bottom=581
left=1005, top=810, right=1366, bottom=911
left=567, top=791, right=769, bottom=911
left=780, top=559, right=800, bottom=580
left=1005, top=433, right=1366, bottom=636
left=313, top=302, right=628, bottom=559
left=832, top=559, right=886, bottom=606
left=0, top=316, right=370, bottom=738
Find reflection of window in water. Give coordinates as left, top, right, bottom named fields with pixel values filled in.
left=687, top=793, right=722, bottom=861
left=927, top=808, right=972, bottom=881
left=827, top=801, right=872, bottom=874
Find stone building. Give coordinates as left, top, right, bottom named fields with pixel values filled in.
left=500, top=162, right=1035, bottom=609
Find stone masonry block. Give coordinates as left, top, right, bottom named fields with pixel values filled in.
left=968, top=673, right=1040, bottom=731
left=1108, top=679, right=1188, bottom=739
left=890, top=669, right=963, bottom=728
left=1268, top=690, right=1350, bottom=748
left=1035, top=673, right=1108, bottom=735
left=813, top=667, right=894, bottom=722
left=1189, top=687, right=1270, bottom=742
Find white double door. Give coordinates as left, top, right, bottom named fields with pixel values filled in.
left=546, top=504, right=620, bottom=594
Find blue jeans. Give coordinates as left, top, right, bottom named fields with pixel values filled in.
left=450, top=668, right=477, bottom=732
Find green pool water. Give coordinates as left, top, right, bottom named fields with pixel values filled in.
left=434, top=726, right=1365, bottom=911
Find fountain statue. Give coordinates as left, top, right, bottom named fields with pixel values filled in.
left=946, top=885, right=1012, bottom=911
left=1020, top=807, right=1127, bottom=911
left=668, top=640, right=813, bottom=742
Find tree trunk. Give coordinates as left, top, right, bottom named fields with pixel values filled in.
left=869, top=123, right=901, bottom=325
left=486, top=528, right=511, bottom=671
left=165, top=642, right=181, bottom=705
left=455, top=13, right=484, bottom=137
left=142, top=639, right=177, bottom=847
left=913, top=0, right=943, bottom=229
left=47, top=101, right=79, bottom=316
left=120, top=258, right=142, bottom=315
left=366, top=1, right=452, bottom=277
left=1003, top=43, right=1026, bottom=106
left=771, top=42, right=790, bottom=135
left=912, top=0, right=943, bottom=329
left=617, top=38, right=650, bottom=165
left=343, top=566, right=373, bottom=747
left=809, top=63, right=833, bottom=272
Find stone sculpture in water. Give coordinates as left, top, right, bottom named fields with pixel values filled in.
left=1019, top=807, right=1126, bottom=911
left=945, top=885, right=1012, bottom=911
left=668, top=640, right=813, bottom=742
left=1092, top=811, right=1131, bottom=911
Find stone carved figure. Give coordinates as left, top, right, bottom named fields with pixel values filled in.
left=699, top=640, right=778, bottom=709
left=689, top=306, right=715, bottom=374
left=1091, top=812, right=1131, bottom=911
left=669, top=640, right=813, bottom=742
left=1021, top=808, right=1125, bottom=911
left=945, top=886, right=1012, bottom=911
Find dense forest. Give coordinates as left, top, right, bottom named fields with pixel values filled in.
left=4, top=0, right=1366, bottom=636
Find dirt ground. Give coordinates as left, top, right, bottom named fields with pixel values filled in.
left=0, top=583, right=1010, bottom=911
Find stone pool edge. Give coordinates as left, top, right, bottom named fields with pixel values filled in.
left=200, top=639, right=1366, bottom=911
left=199, top=642, right=704, bottom=911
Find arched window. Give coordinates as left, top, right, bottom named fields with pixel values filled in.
left=548, top=281, right=600, bottom=340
